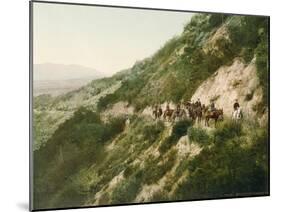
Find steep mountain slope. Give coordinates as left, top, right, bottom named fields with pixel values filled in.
left=33, top=111, right=268, bottom=209
left=97, top=14, right=268, bottom=112
left=33, top=76, right=123, bottom=150
left=34, top=14, right=268, bottom=150
left=191, top=58, right=263, bottom=117
left=33, top=13, right=269, bottom=210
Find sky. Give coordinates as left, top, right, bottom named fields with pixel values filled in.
left=33, top=2, right=193, bottom=76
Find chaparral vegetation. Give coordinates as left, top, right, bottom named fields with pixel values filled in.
left=33, top=12, right=269, bottom=210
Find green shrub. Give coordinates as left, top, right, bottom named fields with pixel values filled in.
left=174, top=122, right=268, bottom=200
left=97, top=93, right=118, bottom=111
left=123, top=164, right=139, bottom=178
left=208, top=14, right=229, bottom=29
left=159, top=120, right=193, bottom=154
left=104, top=117, right=126, bottom=141
left=240, top=47, right=255, bottom=63
left=142, top=121, right=165, bottom=143
left=152, top=36, right=180, bottom=62
left=188, top=127, right=210, bottom=146
left=172, top=120, right=193, bottom=139
left=141, top=151, right=176, bottom=185
left=213, top=120, right=242, bottom=143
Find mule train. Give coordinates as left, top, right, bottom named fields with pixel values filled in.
left=152, top=99, right=242, bottom=127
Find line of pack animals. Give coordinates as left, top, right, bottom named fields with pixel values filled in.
left=152, top=99, right=243, bottom=127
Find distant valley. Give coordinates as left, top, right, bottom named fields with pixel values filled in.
left=33, top=63, right=103, bottom=96
left=34, top=78, right=96, bottom=96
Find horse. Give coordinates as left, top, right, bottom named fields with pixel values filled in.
left=172, top=108, right=187, bottom=122
left=186, top=104, right=197, bottom=121
left=152, top=106, right=163, bottom=120
left=205, top=109, right=224, bottom=127
left=232, top=107, right=243, bottom=122
left=202, top=105, right=209, bottom=116
left=185, top=101, right=192, bottom=109
left=179, top=108, right=188, bottom=120
left=163, top=108, right=174, bottom=122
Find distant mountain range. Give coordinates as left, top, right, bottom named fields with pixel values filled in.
left=33, top=63, right=104, bottom=96
left=34, top=63, right=103, bottom=81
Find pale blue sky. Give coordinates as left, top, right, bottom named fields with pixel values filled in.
left=33, top=2, right=193, bottom=76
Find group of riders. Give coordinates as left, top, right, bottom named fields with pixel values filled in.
left=152, top=98, right=242, bottom=126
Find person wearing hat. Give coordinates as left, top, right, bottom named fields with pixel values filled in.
left=195, top=98, right=201, bottom=108
left=166, top=104, right=170, bottom=111
left=125, top=114, right=130, bottom=126
left=175, top=103, right=181, bottom=117
left=232, top=99, right=243, bottom=120
left=233, top=99, right=240, bottom=111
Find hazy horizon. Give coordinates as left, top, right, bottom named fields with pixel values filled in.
left=33, top=2, right=193, bottom=77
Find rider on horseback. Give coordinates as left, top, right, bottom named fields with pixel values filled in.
left=210, top=100, right=215, bottom=111
left=195, top=98, right=201, bottom=108
left=158, top=105, right=163, bottom=116
left=153, top=104, right=161, bottom=120
left=175, top=103, right=181, bottom=116
left=208, top=100, right=216, bottom=116
left=154, top=104, right=158, bottom=112
left=165, top=104, right=170, bottom=112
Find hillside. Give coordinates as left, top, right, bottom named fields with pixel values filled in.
left=33, top=14, right=268, bottom=150
left=33, top=111, right=268, bottom=209
left=97, top=14, right=268, bottom=112
left=33, top=76, right=123, bottom=150
left=191, top=58, right=263, bottom=117
left=33, top=13, right=269, bottom=210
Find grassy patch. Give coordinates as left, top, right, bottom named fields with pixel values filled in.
left=141, top=149, right=177, bottom=186
left=213, top=120, right=243, bottom=143
left=33, top=107, right=126, bottom=209
left=188, top=127, right=210, bottom=147
left=142, top=121, right=165, bottom=143
left=111, top=170, right=144, bottom=204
